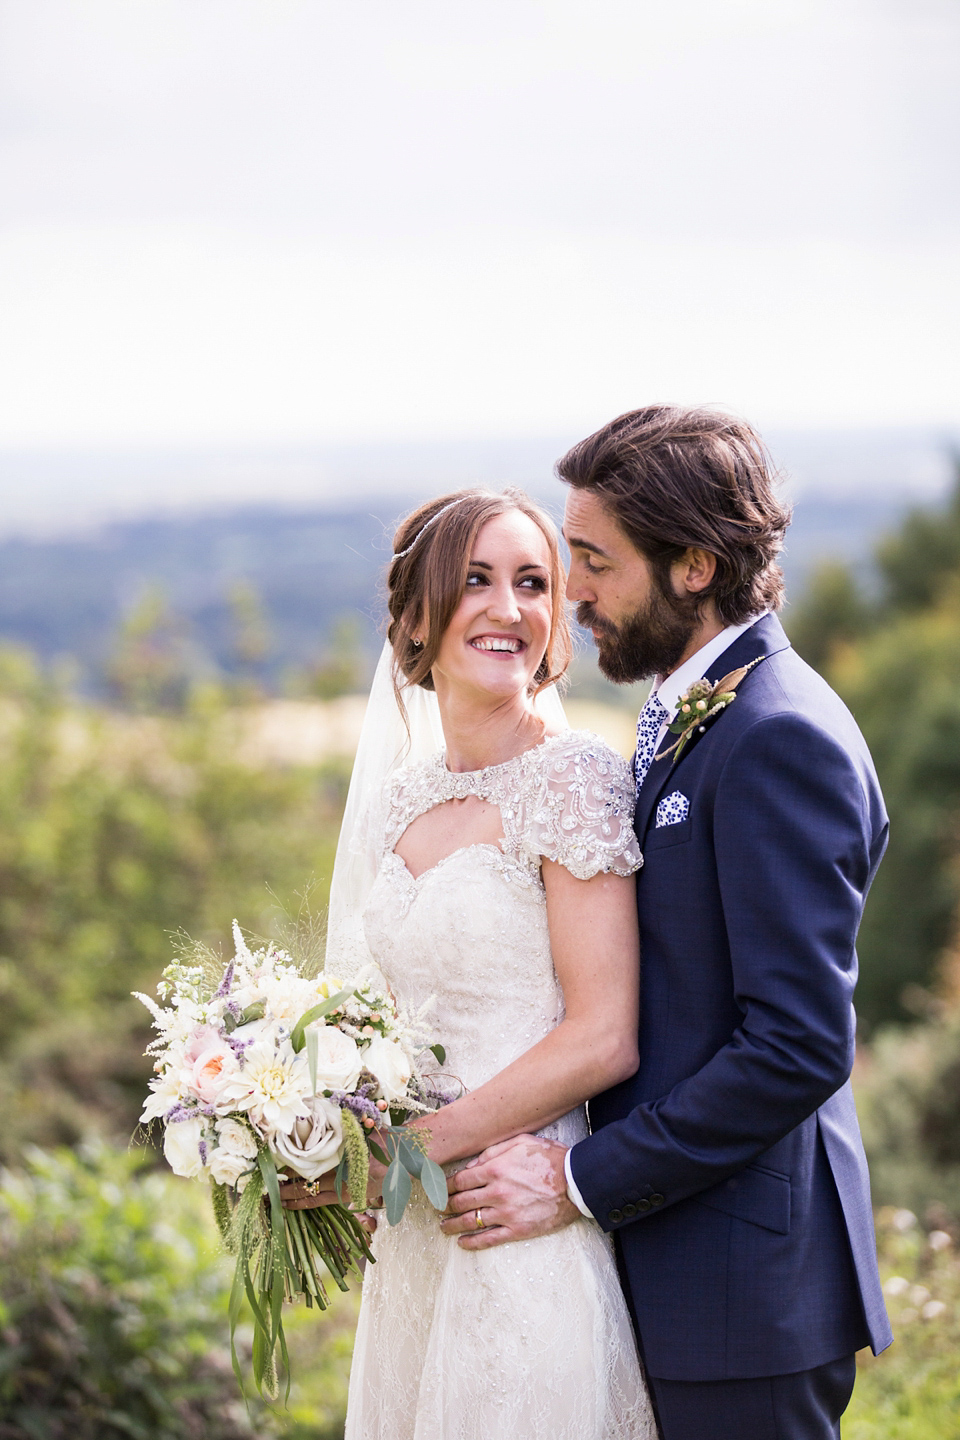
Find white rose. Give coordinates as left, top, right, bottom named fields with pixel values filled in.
left=215, top=1117, right=259, bottom=1160
left=272, top=1095, right=344, bottom=1180
left=209, top=1145, right=257, bottom=1187
left=261, top=971, right=319, bottom=1024
left=309, top=1025, right=362, bottom=1093
left=163, top=1116, right=207, bottom=1178
left=363, top=1036, right=412, bottom=1104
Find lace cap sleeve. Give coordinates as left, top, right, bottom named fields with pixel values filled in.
left=521, top=732, right=642, bottom=880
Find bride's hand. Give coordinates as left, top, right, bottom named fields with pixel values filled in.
left=278, top=1172, right=340, bottom=1210
left=278, top=1140, right=389, bottom=1212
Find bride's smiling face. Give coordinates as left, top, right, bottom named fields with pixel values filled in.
left=430, top=511, right=554, bottom=704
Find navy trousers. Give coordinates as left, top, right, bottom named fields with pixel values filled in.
left=649, top=1354, right=858, bottom=1440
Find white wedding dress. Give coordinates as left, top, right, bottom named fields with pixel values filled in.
left=343, top=730, right=657, bottom=1440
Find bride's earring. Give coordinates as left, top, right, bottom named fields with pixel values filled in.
left=412, top=637, right=423, bottom=648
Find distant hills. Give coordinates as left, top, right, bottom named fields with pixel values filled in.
left=0, top=486, right=934, bottom=699
left=0, top=425, right=954, bottom=698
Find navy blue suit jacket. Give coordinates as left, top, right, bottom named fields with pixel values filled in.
left=569, top=614, right=893, bottom=1382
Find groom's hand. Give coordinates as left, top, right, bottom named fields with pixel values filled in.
left=440, top=1134, right=578, bottom=1249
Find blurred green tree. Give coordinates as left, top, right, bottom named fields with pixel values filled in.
left=874, top=456, right=960, bottom=615
left=298, top=616, right=364, bottom=701
left=788, top=459, right=960, bottom=1029
left=227, top=582, right=272, bottom=702
left=0, top=1144, right=267, bottom=1438
left=0, top=650, right=340, bottom=1160
left=106, top=588, right=194, bottom=712
left=785, top=559, right=874, bottom=674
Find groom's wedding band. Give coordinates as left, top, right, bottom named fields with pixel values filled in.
left=475, top=1209, right=485, bottom=1230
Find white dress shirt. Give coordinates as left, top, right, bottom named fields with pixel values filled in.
left=563, top=615, right=766, bottom=1219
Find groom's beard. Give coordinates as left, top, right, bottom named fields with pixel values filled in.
left=578, top=583, right=699, bottom=684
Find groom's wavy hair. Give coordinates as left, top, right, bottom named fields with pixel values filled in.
left=557, top=406, right=792, bottom=623
left=386, top=488, right=572, bottom=699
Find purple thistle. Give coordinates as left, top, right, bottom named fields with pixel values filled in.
left=331, top=1090, right=382, bottom=1123
left=165, top=1103, right=200, bottom=1124
left=215, top=962, right=235, bottom=999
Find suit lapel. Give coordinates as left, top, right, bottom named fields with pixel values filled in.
left=632, top=614, right=791, bottom=841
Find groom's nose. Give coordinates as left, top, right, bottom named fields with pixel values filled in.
left=566, top=566, right=594, bottom=605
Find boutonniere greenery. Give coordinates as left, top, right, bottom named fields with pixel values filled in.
left=657, top=656, right=765, bottom=764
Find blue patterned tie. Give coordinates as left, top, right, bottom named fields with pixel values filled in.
left=635, top=691, right=669, bottom=796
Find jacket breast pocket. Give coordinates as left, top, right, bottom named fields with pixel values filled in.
left=693, top=1163, right=791, bottom=1234
left=643, top=817, right=692, bottom=850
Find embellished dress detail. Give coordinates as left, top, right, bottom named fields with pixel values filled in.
left=344, top=731, right=656, bottom=1440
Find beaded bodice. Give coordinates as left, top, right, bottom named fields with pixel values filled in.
left=347, top=731, right=657, bottom=1440
left=382, top=730, right=641, bottom=882
left=361, top=731, right=641, bottom=1096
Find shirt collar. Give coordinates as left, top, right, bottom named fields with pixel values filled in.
left=653, top=615, right=766, bottom=722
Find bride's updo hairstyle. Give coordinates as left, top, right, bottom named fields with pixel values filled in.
left=387, top=488, right=572, bottom=697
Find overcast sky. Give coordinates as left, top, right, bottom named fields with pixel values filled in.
left=0, top=0, right=958, bottom=451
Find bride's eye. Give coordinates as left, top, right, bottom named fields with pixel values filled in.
left=518, top=575, right=548, bottom=592
left=465, top=571, right=489, bottom=588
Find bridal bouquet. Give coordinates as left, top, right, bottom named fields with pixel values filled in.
left=135, top=923, right=449, bottom=1395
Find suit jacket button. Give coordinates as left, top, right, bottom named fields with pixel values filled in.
left=637, top=1198, right=651, bottom=1213
left=609, top=1209, right=623, bottom=1224
left=622, top=1203, right=637, bottom=1218
left=650, top=1193, right=665, bottom=1207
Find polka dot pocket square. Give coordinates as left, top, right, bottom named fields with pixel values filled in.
left=655, top=790, right=690, bottom=828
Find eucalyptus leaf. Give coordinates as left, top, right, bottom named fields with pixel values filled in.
left=429, top=1043, right=446, bottom=1065
left=420, top=1156, right=449, bottom=1211
left=290, top=988, right=356, bottom=1053
left=396, top=1133, right=424, bottom=1178
left=383, top=1156, right=412, bottom=1226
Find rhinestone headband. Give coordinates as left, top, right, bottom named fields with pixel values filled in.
left=392, top=495, right=474, bottom=561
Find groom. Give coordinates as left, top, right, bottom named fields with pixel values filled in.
left=442, top=406, right=892, bottom=1439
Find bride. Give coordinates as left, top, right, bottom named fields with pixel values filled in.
left=282, top=487, right=656, bottom=1439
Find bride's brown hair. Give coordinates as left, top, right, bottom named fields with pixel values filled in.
left=387, top=488, right=572, bottom=697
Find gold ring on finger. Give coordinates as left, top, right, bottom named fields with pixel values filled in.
left=475, top=1208, right=485, bottom=1230
left=304, top=1180, right=322, bottom=1197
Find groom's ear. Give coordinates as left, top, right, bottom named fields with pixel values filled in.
left=672, top=548, right=717, bottom=596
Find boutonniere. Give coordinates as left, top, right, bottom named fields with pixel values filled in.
left=657, top=656, right=765, bottom=763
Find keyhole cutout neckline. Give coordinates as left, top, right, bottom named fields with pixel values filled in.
left=392, top=794, right=507, bottom=884
left=391, top=733, right=563, bottom=884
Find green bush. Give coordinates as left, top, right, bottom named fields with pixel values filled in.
left=0, top=1144, right=357, bottom=1440
left=848, top=1208, right=960, bottom=1439
left=0, top=651, right=343, bottom=1161
left=787, top=463, right=960, bottom=1027
left=828, top=594, right=960, bottom=1027
left=0, top=1144, right=266, bottom=1438
left=855, top=1004, right=960, bottom=1221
